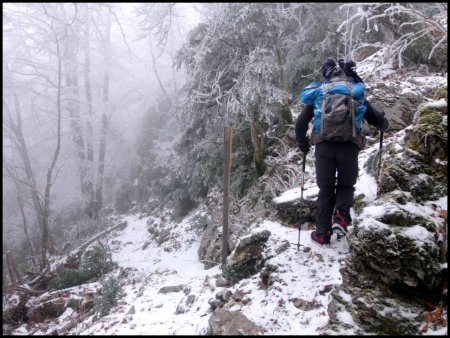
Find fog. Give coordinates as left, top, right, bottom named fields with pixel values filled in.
left=2, top=3, right=203, bottom=252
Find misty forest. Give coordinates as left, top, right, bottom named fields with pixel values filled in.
left=2, top=3, right=448, bottom=336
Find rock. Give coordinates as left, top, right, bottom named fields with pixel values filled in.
left=290, top=297, right=321, bottom=311
left=127, top=305, right=135, bottom=315
left=198, top=211, right=222, bottom=269
left=158, top=284, right=186, bottom=294
left=215, top=289, right=232, bottom=303
left=215, top=277, right=230, bottom=288
left=231, top=290, right=245, bottom=302
left=222, top=230, right=271, bottom=284
left=157, top=229, right=171, bottom=246
left=274, top=240, right=290, bottom=254
left=208, top=298, right=223, bottom=311
left=271, top=192, right=317, bottom=225
left=319, top=284, right=334, bottom=295
left=208, top=308, right=264, bottom=335
left=175, top=294, right=196, bottom=314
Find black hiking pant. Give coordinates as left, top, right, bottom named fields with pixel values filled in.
left=314, top=141, right=359, bottom=235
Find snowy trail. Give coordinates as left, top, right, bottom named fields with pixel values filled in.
left=79, top=214, right=220, bottom=335
left=76, top=214, right=350, bottom=335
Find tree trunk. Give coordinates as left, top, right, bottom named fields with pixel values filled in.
left=275, top=46, right=286, bottom=91
left=64, top=29, right=88, bottom=198
left=149, top=37, right=170, bottom=103
left=4, top=162, right=39, bottom=272
left=10, top=252, right=23, bottom=285
left=249, top=105, right=266, bottom=176
left=170, top=35, right=178, bottom=94
left=83, top=7, right=96, bottom=219
left=17, top=194, right=39, bottom=272
left=10, top=93, right=44, bottom=232
left=94, top=11, right=112, bottom=220
left=41, top=32, right=63, bottom=270
left=5, top=252, right=17, bottom=287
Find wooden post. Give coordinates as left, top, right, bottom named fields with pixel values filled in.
left=222, top=126, right=233, bottom=266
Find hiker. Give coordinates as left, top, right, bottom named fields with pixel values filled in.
left=295, top=57, right=389, bottom=245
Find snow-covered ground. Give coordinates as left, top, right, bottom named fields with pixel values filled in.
left=9, top=128, right=447, bottom=336
left=66, top=214, right=350, bottom=335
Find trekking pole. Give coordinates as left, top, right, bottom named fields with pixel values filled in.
left=377, top=130, right=384, bottom=183
left=297, top=152, right=307, bottom=251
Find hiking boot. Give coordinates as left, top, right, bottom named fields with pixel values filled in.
left=311, top=231, right=331, bottom=245
left=332, top=210, right=350, bottom=237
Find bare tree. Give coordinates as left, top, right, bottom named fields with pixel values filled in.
left=136, top=3, right=180, bottom=101
left=3, top=3, right=66, bottom=270
left=82, top=4, right=97, bottom=219
left=94, top=8, right=112, bottom=220
left=4, top=92, right=44, bottom=234
left=4, top=163, right=39, bottom=271
left=40, top=19, right=63, bottom=269
left=63, top=4, right=89, bottom=201
left=62, top=3, right=114, bottom=220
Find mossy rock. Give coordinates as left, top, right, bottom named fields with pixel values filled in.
left=375, top=205, right=437, bottom=232
left=434, top=85, right=448, bottom=100
left=223, top=230, right=270, bottom=284
left=409, top=174, right=434, bottom=202
left=381, top=190, right=414, bottom=205
left=414, top=107, right=447, bottom=147
left=395, top=231, right=442, bottom=289
left=403, top=107, right=447, bottom=167
left=379, top=163, right=410, bottom=193
left=351, top=290, right=422, bottom=335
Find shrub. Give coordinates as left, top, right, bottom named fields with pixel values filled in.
left=94, top=276, right=123, bottom=317
left=51, top=244, right=118, bottom=290
left=191, top=213, right=209, bottom=233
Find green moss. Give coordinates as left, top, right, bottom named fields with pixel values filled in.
left=222, top=231, right=270, bottom=284
left=434, top=86, right=448, bottom=100
left=382, top=163, right=410, bottom=191
left=94, top=277, right=123, bottom=317
left=224, top=244, right=261, bottom=283
left=415, top=107, right=447, bottom=144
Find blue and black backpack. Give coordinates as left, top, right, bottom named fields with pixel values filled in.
left=301, top=73, right=367, bottom=144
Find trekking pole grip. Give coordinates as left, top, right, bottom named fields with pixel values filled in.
left=300, top=152, right=306, bottom=189
left=302, top=152, right=307, bottom=173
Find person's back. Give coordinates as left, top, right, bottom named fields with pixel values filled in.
left=300, top=57, right=368, bottom=149
left=295, top=57, right=389, bottom=245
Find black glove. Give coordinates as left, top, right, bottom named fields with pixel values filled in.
left=344, top=60, right=356, bottom=72
left=343, top=60, right=363, bottom=83
left=380, top=118, right=389, bottom=132
left=298, top=138, right=310, bottom=154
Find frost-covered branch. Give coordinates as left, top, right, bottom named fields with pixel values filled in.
left=338, top=3, right=447, bottom=67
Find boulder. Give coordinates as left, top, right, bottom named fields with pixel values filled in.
left=208, top=308, right=264, bottom=335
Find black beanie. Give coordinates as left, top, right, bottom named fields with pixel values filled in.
left=321, top=57, right=343, bottom=78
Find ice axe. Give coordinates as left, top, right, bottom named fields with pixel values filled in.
left=296, top=151, right=307, bottom=251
